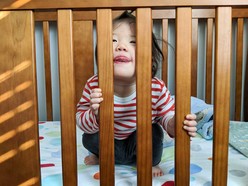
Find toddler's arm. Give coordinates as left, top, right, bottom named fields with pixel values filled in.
left=76, top=88, right=103, bottom=133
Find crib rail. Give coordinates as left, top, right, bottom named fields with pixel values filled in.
left=1, top=1, right=248, bottom=186
left=1, top=0, right=248, bottom=10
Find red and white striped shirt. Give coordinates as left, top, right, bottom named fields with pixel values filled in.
left=76, top=75, right=175, bottom=140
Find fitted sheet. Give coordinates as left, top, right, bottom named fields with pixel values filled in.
left=39, top=121, right=248, bottom=186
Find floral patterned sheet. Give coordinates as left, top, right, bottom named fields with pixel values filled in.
left=39, top=121, right=248, bottom=186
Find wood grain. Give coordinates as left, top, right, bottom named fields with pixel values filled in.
left=235, top=18, right=244, bottom=121
left=33, top=8, right=248, bottom=22
left=136, top=8, right=153, bottom=186
left=97, top=9, right=115, bottom=186
left=73, top=20, right=94, bottom=103
left=0, top=11, right=40, bottom=186
left=212, top=7, right=232, bottom=186
left=42, top=21, right=53, bottom=121
left=205, top=18, right=213, bottom=104
left=191, top=18, right=198, bottom=97
left=1, top=0, right=248, bottom=10
left=175, top=7, right=191, bottom=186
left=57, top=9, right=77, bottom=186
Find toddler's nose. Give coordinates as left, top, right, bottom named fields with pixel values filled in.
left=116, top=43, right=127, bottom=51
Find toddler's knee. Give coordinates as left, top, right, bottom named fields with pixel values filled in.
left=82, top=133, right=99, bottom=149
left=152, top=124, right=164, bottom=143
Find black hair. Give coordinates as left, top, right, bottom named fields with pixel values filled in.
left=96, top=10, right=164, bottom=78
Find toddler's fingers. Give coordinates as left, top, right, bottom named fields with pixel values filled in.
left=90, top=97, right=103, bottom=105
left=183, top=125, right=197, bottom=132
left=188, top=131, right=197, bottom=137
left=90, top=92, right=102, bottom=99
left=186, top=114, right=196, bottom=120
left=92, top=88, right=102, bottom=93
left=91, top=103, right=100, bottom=111
left=184, top=120, right=197, bottom=127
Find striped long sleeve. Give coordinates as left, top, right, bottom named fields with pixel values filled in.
left=76, top=75, right=99, bottom=133
left=151, top=78, right=175, bottom=131
left=76, top=75, right=175, bottom=139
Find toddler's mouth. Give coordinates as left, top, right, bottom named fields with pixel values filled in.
left=114, top=56, right=131, bottom=63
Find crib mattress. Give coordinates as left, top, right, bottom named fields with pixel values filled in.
left=39, top=121, right=248, bottom=186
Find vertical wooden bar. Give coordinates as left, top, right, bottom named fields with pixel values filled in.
left=136, top=8, right=153, bottom=186
left=42, top=21, right=53, bottom=121
left=175, top=7, right=191, bottom=186
left=57, top=9, right=77, bottom=186
left=0, top=11, right=41, bottom=186
left=191, top=19, right=198, bottom=97
left=212, top=7, right=232, bottom=186
left=235, top=18, right=244, bottom=121
left=205, top=18, right=213, bottom=104
left=162, top=19, right=168, bottom=85
left=97, top=9, right=115, bottom=186
left=73, top=20, right=94, bottom=103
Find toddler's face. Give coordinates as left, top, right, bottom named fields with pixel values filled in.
left=113, top=19, right=136, bottom=83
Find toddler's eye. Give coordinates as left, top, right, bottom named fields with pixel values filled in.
left=113, top=39, right=117, bottom=42
left=130, top=40, right=136, bottom=44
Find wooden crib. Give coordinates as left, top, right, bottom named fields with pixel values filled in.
left=0, top=1, right=248, bottom=186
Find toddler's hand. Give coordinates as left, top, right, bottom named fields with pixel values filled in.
left=90, top=88, right=103, bottom=116
left=183, top=114, right=197, bottom=137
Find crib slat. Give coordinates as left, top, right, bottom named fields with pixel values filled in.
left=97, top=9, right=115, bottom=186
left=205, top=18, right=213, bottom=104
left=212, top=7, right=232, bottom=186
left=0, top=11, right=41, bottom=186
left=162, top=19, right=169, bottom=85
left=235, top=18, right=244, bottom=121
left=73, top=20, right=94, bottom=103
left=136, top=8, right=153, bottom=185
left=191, top=19, right=198, bottom=97
left=175, top=7, right=192, bottom=186
left=57, top=10, right=77, bottom=186
left=42, top=21, right=53, bottom=121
